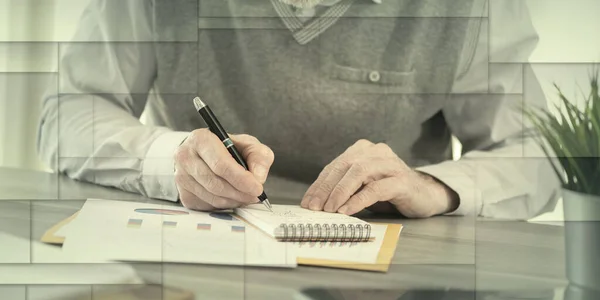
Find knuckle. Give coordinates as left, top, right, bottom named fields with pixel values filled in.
left=192, top=162, right=207, bottom=179
left=331, top=184, right=350, bottom=198
left=187, top=129, right=199, bottom=143
left=355, top=139, right=373, bottom=147
left=332, top=160, right=351, bottom=175
left=316, top=182, right=335, bottom=195
left=193, top=128, right=212, bottom=141
left=351, top=162, right=369, bottom=176
left=362, top=184, right=380, bottom=198
left=241, top=134, right=260, bottom=143
left=355, top=192, right=370, bottom=205
left=375, top=142, right=393, bottom=153
left=390, top=161, right=406, bottom=175
left=262, top=147, right=275, bottom=162
left=338, top=159, right=352, bottom=169
left=212, top=159, right=230, bottom=177
left=204, top=176, right=224, bottom=194
left=174, top=147, right=189, bottom=163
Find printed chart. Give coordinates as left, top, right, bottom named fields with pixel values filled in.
left=209, top=212, right=239, bottom=221
left=126, top=211, right=244, bottom=232
left=134, top=208, right=189, bottom=215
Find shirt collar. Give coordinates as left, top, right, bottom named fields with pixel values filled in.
left=277, top=0, right=381, bottom=8
left=271, top=0, right=381, bottom=45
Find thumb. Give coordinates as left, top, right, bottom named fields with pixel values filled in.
left=231, top=134, right=275, bottom=184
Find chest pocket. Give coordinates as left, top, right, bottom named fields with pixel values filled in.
left=319, top=61, right=417, bottom=95
left=314, top=11, right=420, bottom=95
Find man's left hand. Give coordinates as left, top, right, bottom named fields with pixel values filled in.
left=301, top=139, right=459, bottom=218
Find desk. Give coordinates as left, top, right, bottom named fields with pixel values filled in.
left=0, top=167, right=568, bottom=299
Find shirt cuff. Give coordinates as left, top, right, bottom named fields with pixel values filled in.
left=142, top=131, right=190, bottom=201
left=416, top=161, right=481, bottom=216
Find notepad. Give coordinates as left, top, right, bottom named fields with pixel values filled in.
left=234, top=204, right=372, bottom=242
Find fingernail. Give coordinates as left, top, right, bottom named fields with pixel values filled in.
left=338, top=206, right=349, bottom=214
left=301, top=197, right=311, bottom=208
left=246, top=194, right=259, bottom=204
left=309, top=199, right=321, bottom=211
left=253, top=165, right=268, bottom=183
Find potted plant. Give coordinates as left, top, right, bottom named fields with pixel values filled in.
left=524, top=70, right=600, bottom=294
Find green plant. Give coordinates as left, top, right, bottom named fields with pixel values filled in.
left=524, top=70, right=600, bottom=196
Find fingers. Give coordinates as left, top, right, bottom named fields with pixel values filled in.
left=301, top=139, right=374, bottom=209
left=301, top=163, right=334, bottom=208
left=337, top=178, right=398, bottom=215
left=175, top=172, right=245, bottom=210
left=189, top=129, right=263, bottom=196
left=177, top=187, right=216, bottom=211
left=323, top=158, right=400, bottom=213
left=307, top=158, right=353, bottom=211
left=184, top=157, right=257, bottom=204
left=231, top=134, right=275, bottom=184
left=302, top=141, right=412, bottom=215
left=174, top=129, right=266, bottom=211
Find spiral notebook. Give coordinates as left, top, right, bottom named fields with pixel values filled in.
left=234, top=204, right=372, bottom=242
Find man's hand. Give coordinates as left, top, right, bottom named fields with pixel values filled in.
left=174, top=129, right=274, bottom=211
left=300, top=139, right=459, bottom=218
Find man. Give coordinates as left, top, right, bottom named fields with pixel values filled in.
left=38, top=0, right=560, bottom=219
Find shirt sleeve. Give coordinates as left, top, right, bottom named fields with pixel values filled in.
left=416, top=1, right=561, bottom=219
left=37, top=0, right=189, bottom=201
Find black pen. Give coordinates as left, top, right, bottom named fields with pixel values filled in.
left=193, top=97, right=273, bottom=212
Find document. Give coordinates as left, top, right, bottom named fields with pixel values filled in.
left=59, top=199, right=297, bottom=268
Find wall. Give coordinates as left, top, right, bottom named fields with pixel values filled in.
left=528, top=0, right=600, bottom=108
left=0, top=0, right=89, bottom=170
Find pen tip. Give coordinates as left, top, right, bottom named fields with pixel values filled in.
left=193, top=97, right=206, bottom=110
left=263, top=199, right=273, bottom=212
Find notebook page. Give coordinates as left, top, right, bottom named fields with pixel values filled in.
left=235, top=204, right=369, bottom=239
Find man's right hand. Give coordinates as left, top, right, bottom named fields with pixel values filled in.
left=173, top=129, right=274, bottom=211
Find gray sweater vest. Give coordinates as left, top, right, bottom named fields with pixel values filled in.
left=147, top=0, right=482, bottom=183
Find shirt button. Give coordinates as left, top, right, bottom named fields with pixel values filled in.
left=368, top=71, right=381, bottom=83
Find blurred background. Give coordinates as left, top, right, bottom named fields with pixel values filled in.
left=1, top=0, right=599, bottom=220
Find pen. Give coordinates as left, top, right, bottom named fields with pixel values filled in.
left=193, top=97, right=273, bottom=212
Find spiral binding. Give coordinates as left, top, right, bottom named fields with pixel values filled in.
left=277, top=223, right=371, bottom=242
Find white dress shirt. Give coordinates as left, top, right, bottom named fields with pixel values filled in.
left=38, top=0, right=561, bottom=219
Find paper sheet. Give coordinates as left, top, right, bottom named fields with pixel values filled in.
left=237, top=204, right=370, bottom=223
left=60, top=199, right=297, bottom=268
left=54, top=222, right=70, bottom=237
